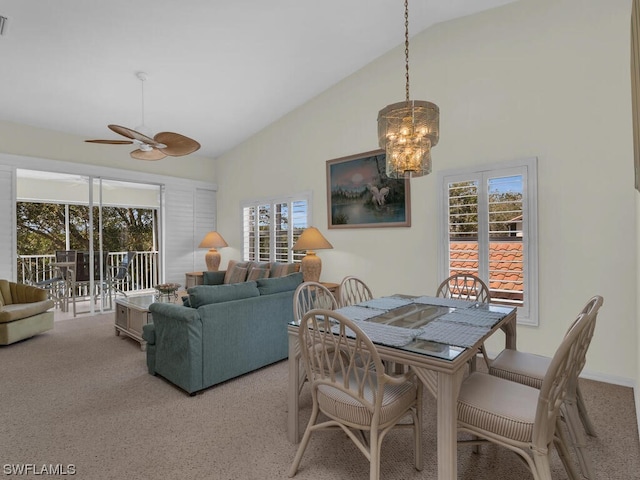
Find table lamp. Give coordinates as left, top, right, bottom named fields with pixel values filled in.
left=198, top=231, right=228, bottom=271
left=292, top=227, right=333, bottom=282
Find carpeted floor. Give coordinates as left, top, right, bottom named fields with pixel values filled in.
left=1, top=314, right=639, bottom=480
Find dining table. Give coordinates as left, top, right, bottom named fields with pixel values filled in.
left=287, top=294, right=517, bottom=480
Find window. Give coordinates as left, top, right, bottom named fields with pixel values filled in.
left=242, top=193, right=310, bottom=263
left=439, top=158, right=538, bottom=325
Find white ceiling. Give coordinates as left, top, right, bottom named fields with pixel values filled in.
left=0, top=1, right=516, bottom=159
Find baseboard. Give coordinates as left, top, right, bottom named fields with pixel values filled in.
left=579, top=368, right=636, bottom=388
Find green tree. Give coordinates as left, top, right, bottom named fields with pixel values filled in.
left=17, top=202, right=156, bottom=256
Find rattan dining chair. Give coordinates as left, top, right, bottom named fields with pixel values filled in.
left=456, top=298, right=601, bottom=480
left=288, top=309, right=423, bottom=480
left=436, top=273, right=492, bottom=367
left=338, top=275, right=373, bottom=308
left=488, top=295, right=604, bottom=480
left=292, top=281, right=339, bottom=394
left=294, top=281, right=338, bottom=324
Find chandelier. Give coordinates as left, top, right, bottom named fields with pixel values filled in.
left=377, top=0, right=439, bottom=179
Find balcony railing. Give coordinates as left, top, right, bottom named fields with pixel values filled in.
left=17, top=251, right=159, bottom=295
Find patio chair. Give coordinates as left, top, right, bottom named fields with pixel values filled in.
left=338, top=276, right=373, bottom=308
left=488, top=295, right=604, bottom=479
left=55, top=250, right=78, bottom=315
left=456, top=297, right=601, bottom=480
left=107, top=251, right=136, bottom=298
left=288, top=309, right=423, bottom=480
left=25, top=263, right=66, bottom=310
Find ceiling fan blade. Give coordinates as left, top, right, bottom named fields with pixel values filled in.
left=108, top=124, right=165, bottom=148
left=85, top=139, right=134, bottom=145
left=154, top=132, right=201, bottom=156
left=130, top=148, right=167, bottom=161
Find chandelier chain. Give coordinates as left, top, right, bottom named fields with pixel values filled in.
left=404, top=0, right=410, bottom=103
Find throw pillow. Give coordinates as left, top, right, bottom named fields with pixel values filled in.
left=247, top=267, right=270, bottom=281
left=188, top=282, right=260, bottom=308
left=247, top=261, right=269, bottom=276
left=268, top=262, right=301, bottom=278
left=256, top=271, right=303, bottom=295
left=223, top=260, right=251, bottom=284
left=226, top=266, right=248, bottom=284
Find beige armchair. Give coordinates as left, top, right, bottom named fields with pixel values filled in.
left=0, top=280, right=54, bottom=345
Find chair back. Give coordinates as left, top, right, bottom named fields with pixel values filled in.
left=293, top=282, right=337, bottom=324
left=339, top=276, right=373, bottom=308
left=74, top=251, right=91, bottom=282
left=55, top=250, right=77, bottom=281
left=532, top=296, right=603, bottom=448
left=114, top=251, right=136, bottom=280
left=299, top=309, right=387, bottom=415
left=436, top=273, right=491, bottom=303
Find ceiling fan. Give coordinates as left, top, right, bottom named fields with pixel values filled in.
left=85, top=72, right=200, bottom=161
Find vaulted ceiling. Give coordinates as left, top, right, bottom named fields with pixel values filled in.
left=0, top=1, right=517, bottom=159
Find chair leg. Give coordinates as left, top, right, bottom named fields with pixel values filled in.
left=288, top=405, right=319, bottom=478
left=563, top=396, right=596, bottom=479
left=576, top=384, right=598, bottom=437
left=554, top=417, right=582, bottom=480
left=369, top=428, right=380, bottom=480
left=531, top=451, right=553, bottom=480
left=413, top=406, right=423, bottom=471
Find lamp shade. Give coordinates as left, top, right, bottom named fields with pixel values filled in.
left=292, top=227, right=333, bottom=251
left=292, top=227, right=333, bottom=283
left=198, top=231, right=228, bottom=271
left=198, top=231, right=228, bottom=249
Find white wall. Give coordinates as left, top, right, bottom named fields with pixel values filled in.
left=215, top=0, right=637, bottom=384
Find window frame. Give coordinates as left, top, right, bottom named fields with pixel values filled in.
left=241, top=191, right=312, bottom=264
left=438, top=158, right=538, bottom=326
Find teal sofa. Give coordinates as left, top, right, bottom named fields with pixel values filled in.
left=143, top=272, right=302, bottom=395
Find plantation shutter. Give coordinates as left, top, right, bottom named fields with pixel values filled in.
left=241, top=193, right=310, bottom=263
left=0, top=166, right=15, bottom=279
left=440, top=159, right=537, bottom=325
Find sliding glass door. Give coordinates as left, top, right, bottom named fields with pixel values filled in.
left=16, top=169, right=161, bottom=314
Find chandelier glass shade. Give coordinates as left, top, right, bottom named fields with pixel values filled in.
left=378, top=0, right=439, bottom=179
left=377, top=100, right=439, bottom=178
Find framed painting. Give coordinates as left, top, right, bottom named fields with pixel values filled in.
left=326, top=149, right=411, bottom=229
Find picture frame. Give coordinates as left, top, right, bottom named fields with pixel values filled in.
left=326, top=149, right=411, bottom=229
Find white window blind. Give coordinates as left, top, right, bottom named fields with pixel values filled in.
left=242, top=193, right=310, bottom=263
left=439, top=158, right=538, bottom=325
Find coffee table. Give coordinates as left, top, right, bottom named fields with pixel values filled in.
left=115, top=291, right=185, bottom=350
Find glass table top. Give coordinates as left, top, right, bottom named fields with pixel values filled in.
left=291, top=296, right=516, bottom=362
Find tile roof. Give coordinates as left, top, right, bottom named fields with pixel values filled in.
left=449, top=241, right=523, bottom=303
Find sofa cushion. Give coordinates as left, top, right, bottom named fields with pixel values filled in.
left=247, top=267, right=270, bottom=281
left=203, top=271, right=226, bottom=286
left=268, top=262, right=300, bottom=278
left=256, top=272, right=303, bottom=295
left=188, top=282, right=260, bottom=308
